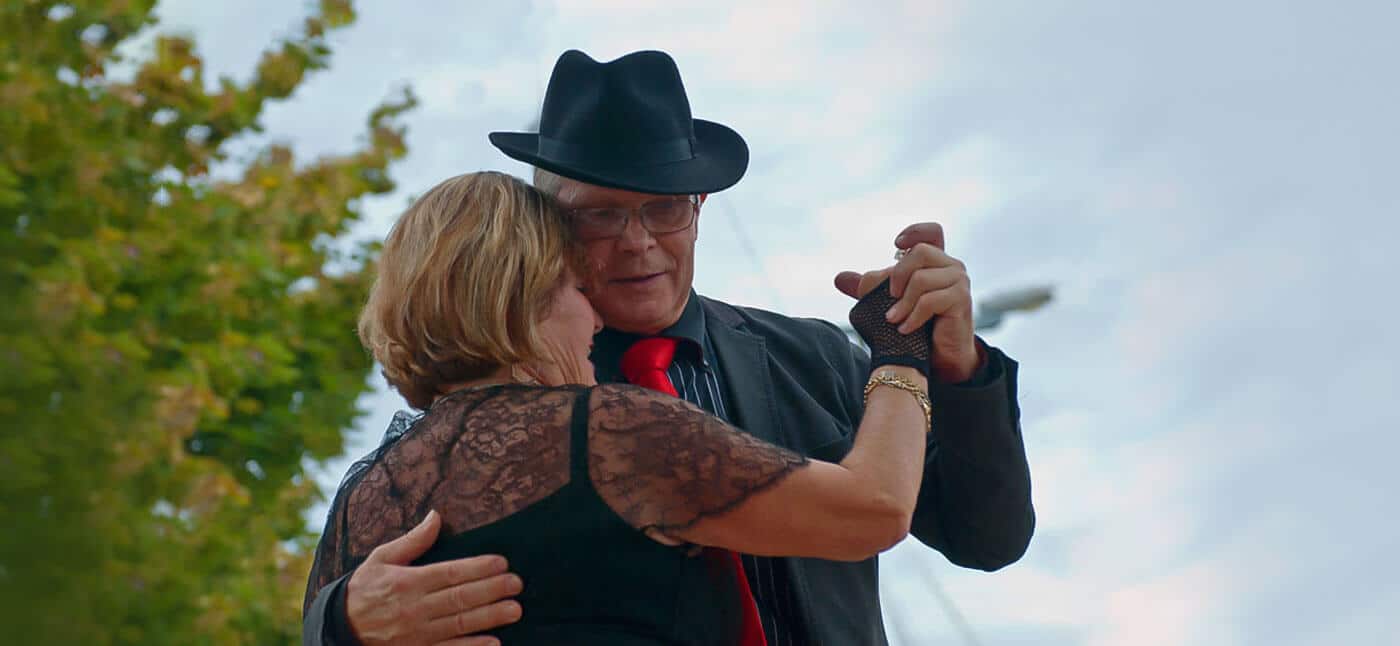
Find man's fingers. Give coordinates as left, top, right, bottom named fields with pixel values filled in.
left=420, top=554, right=512, bottom=593
left=421, top=572, right=523, bottom=621
left=434, top=636, right=500, bottom=646
left=424, top=600, right=523, bottom=643
left=834, top=271, right=862, bottom=299
left=857, top=268, right=891, bottom=298
left=895, top=222, right=946, bottom=252
left=835, top=268, right=892, bottom=300
left=367, top=510, right=442, bottom=566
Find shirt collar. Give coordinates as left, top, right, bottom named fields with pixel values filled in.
left=593, top=290, right=709, bottom=369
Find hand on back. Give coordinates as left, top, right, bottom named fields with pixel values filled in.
left=344, top=511, right=523, bottom=646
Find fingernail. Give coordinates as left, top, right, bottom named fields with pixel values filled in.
left=885, top=306, right=897, bottom=321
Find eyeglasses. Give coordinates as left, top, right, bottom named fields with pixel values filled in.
left=567, top=195, right=699, bottom=241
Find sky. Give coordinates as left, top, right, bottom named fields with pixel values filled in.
left=141, top=1, right=1399, bottom=644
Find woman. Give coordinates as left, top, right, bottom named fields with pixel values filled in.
left=306, top=172, right=934, bottom=644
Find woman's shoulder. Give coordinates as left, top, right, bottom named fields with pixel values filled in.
left=587, top=383, right=710, bottom=419
left=335, top=384, right=590, bottom=556
left=418, top=383, right=591, bottom=423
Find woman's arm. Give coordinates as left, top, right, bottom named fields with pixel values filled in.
left=677, top=365, right=928, bottom=561
left=589, top=365, right=929, bottom=563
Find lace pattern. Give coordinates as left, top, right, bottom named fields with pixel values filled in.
left=587, top=384, right=809, bottom=538
left=848, top=277, right=933, bottom=375
left=304, top=384, right=810, bottom=613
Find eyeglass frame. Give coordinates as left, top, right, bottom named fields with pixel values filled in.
left=564, top=194, right=701, bottom=241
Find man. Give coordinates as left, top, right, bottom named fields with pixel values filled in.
left=304, top=50, right=1033, bottom=646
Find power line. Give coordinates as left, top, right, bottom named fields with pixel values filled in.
left=712, top=196, right=784, bottom=310
left=916, top=557, right=985, bottom=646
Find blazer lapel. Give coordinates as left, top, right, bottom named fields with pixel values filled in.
left=703, top=300, right=784, bottom=446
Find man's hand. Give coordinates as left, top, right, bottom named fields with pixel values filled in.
left=835, top=222, right=984, bottom=384
left=346, top=510, right=523, bottom=646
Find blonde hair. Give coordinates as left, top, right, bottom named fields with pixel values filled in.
left=358, top=171, right=574, bottom=409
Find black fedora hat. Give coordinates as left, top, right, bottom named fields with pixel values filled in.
left=490, top=50, right=748, bottom=195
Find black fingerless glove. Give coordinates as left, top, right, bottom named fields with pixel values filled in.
left=848, top=278, right=933, bottom=378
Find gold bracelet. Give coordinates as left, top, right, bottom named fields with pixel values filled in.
left=864, top=370, right=932, bottom=429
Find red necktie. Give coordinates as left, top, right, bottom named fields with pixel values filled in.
left=619, top=337, right=768, bottom=646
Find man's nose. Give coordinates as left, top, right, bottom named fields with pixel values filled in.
left=615, top=212, right=656, bottom=252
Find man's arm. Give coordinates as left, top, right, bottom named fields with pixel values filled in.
left=302, top=510, right=524, bottom=646
left=303, top=573, right=353, bottom=646
left=831, top=221, right=1033, bottom=570
left=831, top=331, right=1033, bottom=570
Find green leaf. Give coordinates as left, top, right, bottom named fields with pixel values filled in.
left=0, top=1, right=411, bottom=643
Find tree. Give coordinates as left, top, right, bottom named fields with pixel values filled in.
left=0, top=1, right=412, bottom=643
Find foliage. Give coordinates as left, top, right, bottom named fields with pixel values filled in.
left=0, top=1, right=412, bottom=643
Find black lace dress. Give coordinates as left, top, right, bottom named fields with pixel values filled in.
left=306, top=383, right=809, bottom=645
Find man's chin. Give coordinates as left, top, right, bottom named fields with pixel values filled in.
left=598, top=304, right=675, bottom=335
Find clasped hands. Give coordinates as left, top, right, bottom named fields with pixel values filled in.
left=835, top=222, right=984, bottom=384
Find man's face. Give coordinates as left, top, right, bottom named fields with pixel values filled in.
left=556, top=177, right=699, bottom=335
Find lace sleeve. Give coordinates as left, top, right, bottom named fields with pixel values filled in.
left=587, top=384, right=809, bottom=539
left=302, top=410, right=419, bottom=614
left=303, top=458, right=363, bottom=615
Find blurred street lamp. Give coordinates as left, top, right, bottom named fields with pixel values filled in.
left=840, top=284, right=1054, bottom=346
left=971, top=284, right=1054, bottom=332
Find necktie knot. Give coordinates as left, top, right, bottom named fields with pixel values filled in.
left=620, top=337, right=680, bottom=397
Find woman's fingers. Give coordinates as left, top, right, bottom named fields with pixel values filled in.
left=898, top=286, right=967, bottom=334
left=884, top=265, right=966, bottom=325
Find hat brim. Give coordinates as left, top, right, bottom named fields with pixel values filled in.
left=488, top=119, right=748, bottom=195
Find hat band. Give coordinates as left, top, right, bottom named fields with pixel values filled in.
left=537, top=135, right=696, bottom=166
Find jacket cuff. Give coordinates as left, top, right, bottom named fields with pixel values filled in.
left=302, top=572, right=360, bottom=646
left=328, top=573, right=362, bottom=646
left=944, top=336, right=1002, bottom=388
left=928, top=343, right=1021, bottom=458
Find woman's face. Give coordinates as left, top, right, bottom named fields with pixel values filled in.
left=530, top=270, right=604, bottom=386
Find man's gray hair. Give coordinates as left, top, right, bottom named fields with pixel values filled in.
left=532, top=167, right=570, bottom=201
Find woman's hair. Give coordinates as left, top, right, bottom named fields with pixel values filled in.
left=358, top=171, right=576, bottom=409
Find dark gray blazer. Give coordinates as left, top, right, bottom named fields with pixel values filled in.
left=693, top=298, right=1033, bottom=644
left=303, top=296, right=1034, bottom=645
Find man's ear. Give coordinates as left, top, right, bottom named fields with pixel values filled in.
left=690, top=194, right=706, bottom=240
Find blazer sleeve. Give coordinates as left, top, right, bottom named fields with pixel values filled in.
left=302, top=573, right=360, bottom=646
left=830, top=330, right=1034, bottom=571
